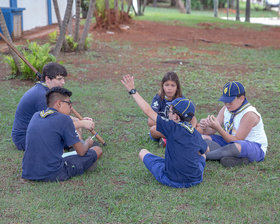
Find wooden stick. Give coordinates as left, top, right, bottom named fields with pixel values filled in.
left=71, top=107, right=106, bottom=146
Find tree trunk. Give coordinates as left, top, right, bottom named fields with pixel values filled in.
left=79, top=0, right=95, bottom=50
left=175, top=0, right=186, bottom=13
left=235, top=0, right=240, bottom=21
left=105, top=0, right=111, bottom=26
left=153, top=0, right=157, bottom=7
left=52, top=0, right=74, bottom=57
left=74, top=0, right=81, bottom=42
left=230, top=0, right=235, bottom=8
left=142, top=0, right=148, bottom=13
left=171, top=0, right=176, bottom=7
left=0, top=8, right=21, bottom=73
left=186, top=0, right=191, bottom=14
left=114, top=0, right=119, bottom=24
left=245, top=0, right=250, bottom=22
left=52, top=0, right=62, bottom=29
left=214, top=0, right=219, bottom=17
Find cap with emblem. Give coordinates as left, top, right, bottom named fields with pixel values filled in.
left=219, top=81, right=245, bottom=103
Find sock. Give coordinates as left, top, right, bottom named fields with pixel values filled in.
left=206, top=143, right=240, bottom=161
left=204, top=139, right=221, bottom=151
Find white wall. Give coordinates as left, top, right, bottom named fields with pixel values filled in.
left=0, top=0, right=76, bottom=31
left=0, top=0, right=10, bottom=7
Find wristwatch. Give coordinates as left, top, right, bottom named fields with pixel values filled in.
left=129, top=89, right=137, bottom=95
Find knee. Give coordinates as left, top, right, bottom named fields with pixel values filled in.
left=150, top=125, right=156, bottom=134
left=139, top=149, right=150, bottom=161
left=92, top=146, right=102, bottom=159
left=234, top=143, right=242, bottom=153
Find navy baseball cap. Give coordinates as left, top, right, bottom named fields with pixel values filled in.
left=169, top=97, right=195, bottom=119
left=219, top=81, right=245, bottom=103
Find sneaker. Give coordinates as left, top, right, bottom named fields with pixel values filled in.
left=158, top=138, right=167, bottom=148
left=220, top=157, right=249, bottom=167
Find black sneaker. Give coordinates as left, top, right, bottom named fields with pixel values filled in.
left=220, top=157, right=249, bottom=167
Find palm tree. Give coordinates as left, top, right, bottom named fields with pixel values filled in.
left=74, top=0, right=81, bottom=42
left=186, top=0, right=191, bottom=14
left=52, top=0, right=74, bottom=57
left=79, top=0, right=95, bottom=50
left=0, top=8, right=21, bottom=73
left=236, top=0, right=240, bottom=21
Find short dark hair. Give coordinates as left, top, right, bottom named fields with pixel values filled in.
left=46, top=87, right=72, bottom=107
left=41, top=62, right=67, bottom=81
left=158, top=71, right=182, bottom=100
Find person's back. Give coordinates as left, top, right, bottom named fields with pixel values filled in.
left=22, top=110, right=77, bottom=180
left=159, top=117, right=206, bottom=184
left=11, top=62, right=67, bottom=150
left=22, top=87, right=102, bottom=182
left=12, top=82, right=48, bottom=150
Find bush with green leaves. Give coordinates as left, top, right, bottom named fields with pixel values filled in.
left=4, top=41, right=56, bottom=80
left=65, top=35, right=78, bottom=51
left=48, top=31, right=57, bottom=44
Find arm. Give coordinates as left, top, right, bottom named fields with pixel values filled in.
left=71, top=116, right=95, bottom=131
left=73, top=137, right=94, bottom=156
left=148, top=118, right=156, bottom=127
left=121, top=75, right=158, bottom=122
left=199, top=107, right=225, bottom=135
left=208, top=111, right=259, bottom=143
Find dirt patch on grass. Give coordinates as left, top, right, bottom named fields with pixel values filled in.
left=0, top=19, right=280, bottom=82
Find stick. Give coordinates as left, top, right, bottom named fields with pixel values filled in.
left=71, top=107, right=106, bottom=146
left=0, top=32, right=106, bottom=146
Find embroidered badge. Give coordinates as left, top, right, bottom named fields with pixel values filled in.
left=224, top=87, right=228, bottom=94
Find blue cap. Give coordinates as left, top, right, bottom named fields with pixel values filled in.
left=219, top=81, right=245, bottom=103
left=169, top=97, right=195, bottom=119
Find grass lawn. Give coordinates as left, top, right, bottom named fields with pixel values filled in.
left=0, top=7, right=280, bottom=223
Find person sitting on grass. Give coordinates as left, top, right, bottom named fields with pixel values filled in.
left=148, top=71, right=198, bottom=147
left=21, top=87, right=102, bottom=182
left=121, top=74, right=208, bottom=188
left=12, top=62, right=92, bottom=151
left=199, top=81, right=268, bottom=167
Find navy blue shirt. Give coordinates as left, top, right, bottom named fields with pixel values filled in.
left=12, top=82, right=49, bottom=150
left=156, top=116, right=207, bottom=183
left=151, top=94, right=172, bottom=119
left=22, top=109, right=80, bottom=180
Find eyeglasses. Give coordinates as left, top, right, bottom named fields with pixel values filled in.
left=62, top=100, right=72, bottom=106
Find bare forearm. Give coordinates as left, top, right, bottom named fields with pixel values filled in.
left=131, top=92, right=157, bottom=122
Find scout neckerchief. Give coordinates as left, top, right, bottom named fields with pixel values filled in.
left=36, top=81, right=48, bottom=88
left=178, top=121, right=194, bottom=134
left=226, top=98, right=250, bottom=134
left=40, top=108, right=57, bottom=118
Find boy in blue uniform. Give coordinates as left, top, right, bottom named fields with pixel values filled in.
left=121, top=75, right=208, bottom=188
left=22, top=87, right=102, bottom=182
left=12, top=62, right=67, bottom=150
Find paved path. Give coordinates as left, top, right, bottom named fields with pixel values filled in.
left=221, top=17, right=280, bottom=26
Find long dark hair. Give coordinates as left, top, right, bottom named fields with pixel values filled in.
left=158, top=71, right=182, bottom=100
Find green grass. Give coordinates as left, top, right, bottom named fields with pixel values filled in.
left=1, top=9, right=280, bottom=223
left=134, top=6, right=277, bottom=29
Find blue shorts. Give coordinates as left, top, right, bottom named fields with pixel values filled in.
left=210, top=134, right=265, bottom=162
left=143, top=153, right=204, bottom=188
left=43, top=149, right=97, bottom=182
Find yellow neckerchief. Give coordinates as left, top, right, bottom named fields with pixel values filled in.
left=40, top=109, right=57, bottom=118
left=178, top=121, right=194, bottom=134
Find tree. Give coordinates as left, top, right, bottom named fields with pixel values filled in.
left=74, top=0, right=81, bottom=42
left=186, top=0, right=191, bottom=14
left=175, top=0, right=186, bottom=13
left=214, top=0, right=219, bottom=17
left=245, top=0, right=250, bottom=22
left=0, top=8, right=21, bottom=73
left=52, top=0, right=74, bottom=57
left=78, top=0, right=95, bottom=50
left=235, top=0, right=240, bottom=21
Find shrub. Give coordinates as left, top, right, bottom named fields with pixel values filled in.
left=48, top=31, right=57, bottom=44
left=4, top=41, right=56, bottom=80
